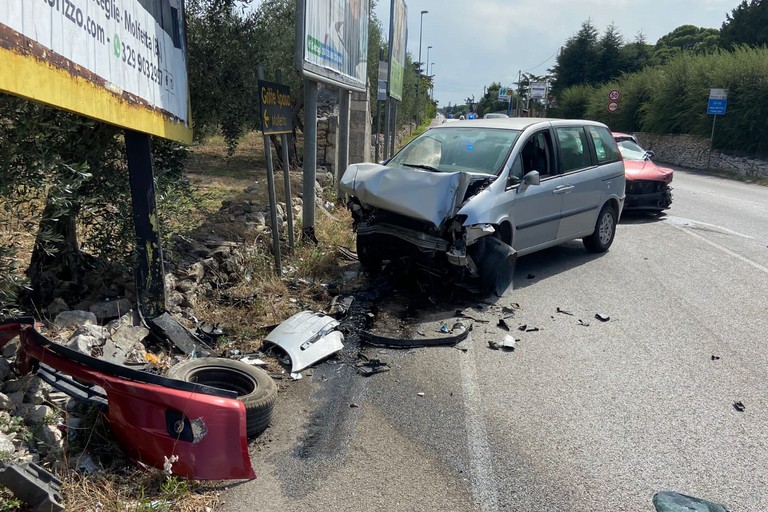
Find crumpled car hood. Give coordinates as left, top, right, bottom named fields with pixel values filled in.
left=623, top=159, right=674, bottom=183
left=340, top=163, right=470, bottom=227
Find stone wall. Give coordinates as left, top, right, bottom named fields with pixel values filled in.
left=634, top=132, right=768, bottom=178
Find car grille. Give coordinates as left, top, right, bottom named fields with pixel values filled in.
left=625, top=180, right=667, bottom=195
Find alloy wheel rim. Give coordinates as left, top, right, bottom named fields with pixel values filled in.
left=599, top=213, right=614, bottom=244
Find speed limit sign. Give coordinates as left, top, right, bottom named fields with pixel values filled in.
left=608, top=89, right=621, bottom=101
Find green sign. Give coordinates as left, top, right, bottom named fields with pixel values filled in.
left=258, top=80, right=293, bottom=135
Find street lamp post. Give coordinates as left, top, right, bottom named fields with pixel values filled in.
left=426, top=46, right=432, bottom=77
left=416, top=10, right=428, bottom=126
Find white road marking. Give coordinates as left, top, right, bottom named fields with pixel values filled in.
left=458, top=336, right=500, bottom=512
left=668, top=223, right=768, bottom=274
left=664, top=215, right=754, bottom=239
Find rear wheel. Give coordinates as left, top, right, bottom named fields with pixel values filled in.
left=583, top=204, right=617, bottom=253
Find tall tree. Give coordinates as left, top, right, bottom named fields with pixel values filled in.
left=721, top=0, right=768, bottom=49
left=595, top=24, right=624, bottom=83
left=619, top=31, right=653, bottom=74
left=653, top=25, right=721, bottom=63
left=550, top=20, right=599, bottom=96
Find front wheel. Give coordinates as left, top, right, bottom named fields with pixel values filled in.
left=583, top=205, right=617, bottom=253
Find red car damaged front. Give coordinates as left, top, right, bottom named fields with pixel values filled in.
left=613, top=133, right=673, bottom=211
left=0, top=318, right=255, bottom=481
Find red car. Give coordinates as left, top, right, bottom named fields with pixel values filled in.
left=613, top=132, right=673, bottom=211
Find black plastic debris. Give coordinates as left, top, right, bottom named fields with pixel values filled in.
left=525, top=327, right=539, bottom=332
left=652, top=491, right=729, bottom=512
left=149, top=312, right=213, bottom=356
left=594, top=312, right=611, bottom=322
left=497, top=319, right=511, bottom=331
left=556, top=307, right=573, bottom=316
left=577, top=319, right=590, bottom=327
left=361, top=322, right=472, bottom=348
left=733, top=401, right=745, bottom=412
left=328, top=295, right=354, bottom=317
left=518, top=324, right=527, bottom=331
left=356, top=357, right=391, bottom=377
left=527, top=274, right=536, bottom=279
left=711, top=355, right=721, bottom=361
left=0, top=461, right=64, bottom=512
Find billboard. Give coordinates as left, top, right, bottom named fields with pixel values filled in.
left=0, top=0, right=192, bottom=143
left=299, top=0, right=369, bottom=92
left=387, top=0, right=407, bottom=101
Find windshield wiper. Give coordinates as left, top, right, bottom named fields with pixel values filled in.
left=402, top=163, right=440, bottom=172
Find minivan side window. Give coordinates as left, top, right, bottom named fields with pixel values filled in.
left=587, top=126, right=621, bottom=164
left=556, top=127, right=593, bottom=172
left=520, top=130, right=556, bottom=177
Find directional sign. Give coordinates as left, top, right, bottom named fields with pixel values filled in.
left=608, top=89, right=621, bottom=101
left=258, top=80, right=293, bottom=135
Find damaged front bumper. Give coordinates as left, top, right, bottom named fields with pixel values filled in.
left=0, top=318, right=255, bottom=481
left=625, top=181, right=673, bottom=211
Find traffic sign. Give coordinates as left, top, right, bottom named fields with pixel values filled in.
left=258, top=80, right=293, bottom=135
left=608, top=89, right=621, bottom=101
left=607, top=102, right=619, bottom=113
left=707, top=88, right=727, bottom=115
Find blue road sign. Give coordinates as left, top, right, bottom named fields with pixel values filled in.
left=707, top=98, right=727, bottom=115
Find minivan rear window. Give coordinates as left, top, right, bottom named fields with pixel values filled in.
left=587, top=126, right=621, bottom=164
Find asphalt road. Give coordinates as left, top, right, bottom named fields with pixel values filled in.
left=223, top=169, right=768, bottom=511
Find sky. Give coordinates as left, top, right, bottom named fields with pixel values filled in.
left=372, top=0, right=743, bottom=106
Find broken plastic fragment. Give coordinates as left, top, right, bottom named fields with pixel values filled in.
left=556, top=307, right=573, bottom=316
left=240, top=356, right=267, bottom=366
left=264, top=311, right=344, bottom=372
left=577, top=319, right=590, bottom=327
left=595, top=313, right=610, bottom=322
left=439, top=324, right=450, bottom=334
left=290, top=372, right=303, bottom=380
left=497, top=319, right=510, bottom=331
left=711, top=355, right=720, bottom=361
left=733, top=401, right=745, bottom=412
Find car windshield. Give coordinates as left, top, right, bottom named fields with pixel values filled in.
left=617, top=139, right=649, bottom=161
left=387, top=127, right=520, bottom=175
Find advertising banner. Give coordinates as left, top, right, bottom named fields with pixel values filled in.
left=530, top=82, right=547, bottom=100
left=0, top=0, right=192, bottom=143
left=387, top=0, right=407, bottom=101
left=302, top=0, right=369, bottom=91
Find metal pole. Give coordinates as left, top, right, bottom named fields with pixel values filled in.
left=376, top=99, right=382, bottom=162
left=303, top=78, right=318, bottom=243
left=338, top=89, right=350, bottom=196
left=390, top=102, right=397, bottom=155
left=383, top=97, right=390, bottom=160
left=416, top=10, right=428, bottom=126
left=280, top=134, right=294, bottom=250
left=707, top=114, right=717, bottom=170
left=426, top=46, right=432, bottom=77
left=259, top=66, right=281, bottom=274
left=125, top=130, right=166, bottom=318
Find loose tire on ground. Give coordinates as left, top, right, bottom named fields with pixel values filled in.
left=583, top=204, right=617, bottom=253
left=167, top=358, right=277, bottom=436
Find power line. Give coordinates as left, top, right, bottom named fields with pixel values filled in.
left=524, top=48, right=560, bottom=73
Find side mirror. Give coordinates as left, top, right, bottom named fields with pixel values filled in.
left=517, top=171, right=540, bottom=192
left=645, top=150, right=655, bottom=160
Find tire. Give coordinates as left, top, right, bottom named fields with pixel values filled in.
left=168, top=358, right=278, bottom=436
left=583, top=204, right=617, bottom=253
left=356, top=235, right=382, bottom=273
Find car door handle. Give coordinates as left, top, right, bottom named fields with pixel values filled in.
left=553, top=185, right=574, bottom=195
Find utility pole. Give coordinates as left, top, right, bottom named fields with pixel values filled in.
left=416, top=10, right=428, bottom=126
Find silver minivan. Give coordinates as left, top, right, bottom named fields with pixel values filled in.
left=340, top=118, right=625, bottom=295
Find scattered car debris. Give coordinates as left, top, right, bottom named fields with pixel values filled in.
left=0, top=318, right=256, bottom=480
left=711, top=355, right=721, bottom=361
left=517, top=324, right=539, bottom=332
left=526, top=327, right=539, bottom=332
left=439, top=323, right=450, bottom=334
left=0, top=461, right=64, bottom=512
left=417, top=392, right=425, bottom=397
left=733, top=401, right=745, bottom=412
left=556, top=307, right=573, bottom=316
left=455, top=309, right=488, bottom=323
left=350, top=403, right=360, bottom=408
left=497, top=319, right=511, bottom=331
left=328, top=295, right=354, bottom=317
left=595, top=312, right=611, bottom=322
left=360, top=322, right=472, bottom=348
left=148, top=312, right=213, bottom=357
left=578, top=319, right=590, bottom=327
left=489, top=335, right=516, bottom=351
left=290, top=372, right=303, bottom=380
left=652, top=491, right=728, bottom=512
left=240, top=355, right=268, bottom=366
left=264, top=311, right=344, bottom=373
